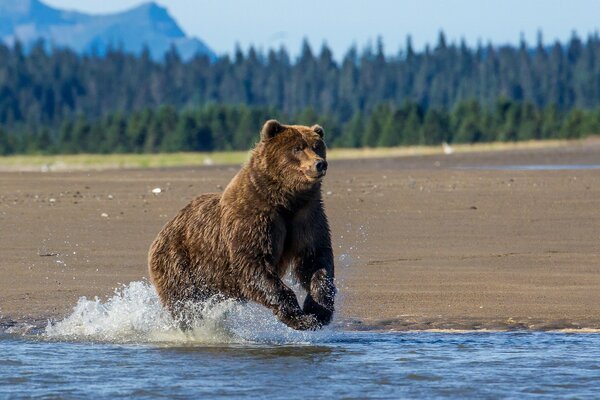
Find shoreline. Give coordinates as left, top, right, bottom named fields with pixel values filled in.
left=0, top=136, right=597, bottom=172
left=3, top=318, right=600, bottom=336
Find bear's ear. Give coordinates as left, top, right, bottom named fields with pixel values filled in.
left=261, top=120, right=284, bottom=141
left=311, top=124, right=324, bottom=138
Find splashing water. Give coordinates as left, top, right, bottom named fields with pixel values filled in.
left=41, top=224, right=365, bottom=346
left=44, top=281, right=334, bottom=345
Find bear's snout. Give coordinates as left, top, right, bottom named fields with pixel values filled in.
left=315, top=159, right=328, bottom=173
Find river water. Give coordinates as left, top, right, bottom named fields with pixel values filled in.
left=1, top=282, right=599, bottom=399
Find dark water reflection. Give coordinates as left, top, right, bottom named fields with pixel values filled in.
left=1, top=331, right=599, bottom=399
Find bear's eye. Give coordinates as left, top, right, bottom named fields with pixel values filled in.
left=293, top=145, right=304, bottom=153
left=313, top=142, right=324, bottom=152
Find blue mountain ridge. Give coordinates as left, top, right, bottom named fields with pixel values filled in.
left=0, top=0, right=216, bottom=60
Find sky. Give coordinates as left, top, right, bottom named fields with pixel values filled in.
left=44, top=0, right=600, bottom=59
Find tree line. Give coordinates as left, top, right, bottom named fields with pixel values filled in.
left=1, top=31, right=600, bottom=154
left=1, top=99, right=598, bottom=155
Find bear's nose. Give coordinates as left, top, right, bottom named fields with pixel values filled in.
left=315, top=160, right=328, bottom=173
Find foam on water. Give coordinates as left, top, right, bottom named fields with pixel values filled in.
left=43, top=281, right=334, bottom=345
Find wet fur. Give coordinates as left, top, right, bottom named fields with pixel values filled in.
left=148, top=120, right=335, bottom=330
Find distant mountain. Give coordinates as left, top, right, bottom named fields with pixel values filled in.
left=0, top=0, right=216, bottom=60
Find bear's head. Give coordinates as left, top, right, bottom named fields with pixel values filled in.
left=254, top=119, right=328, bottom=191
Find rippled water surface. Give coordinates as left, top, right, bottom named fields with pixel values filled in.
left=2, top=331, right=600, bottom=398
left=1, top=282, right=599, bottom=398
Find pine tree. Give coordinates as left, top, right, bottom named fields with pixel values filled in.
left=378, top=108, right=402, bottom=147
left=541, top=104, right=561, bottom=139
left=57, top=120, right=75, bottom=153
left=562, top=109, right=585, bottom=138
left=364, top=104, right=390, bottom=147
left=400, top=103, right=424, bottom=145
left=452, top=100, right=482, bottom=143
left=517, top=103, right=541, bottom=140
left=104, top=113, right=128, bottom=153
left=71, top=115, right=91, bottom=153
left=335, top=112, right=363, bottom=148
left=421, top=108, right=450, bottom=144
left=0, top=126, right=14, bottom=155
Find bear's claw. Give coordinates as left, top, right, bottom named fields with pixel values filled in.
left=303, top=295, right=333, bottom=327
left=285, top=313, right=321, bottom=331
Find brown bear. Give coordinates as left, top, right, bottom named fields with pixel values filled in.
left=148, top=120, right=335, bottom=330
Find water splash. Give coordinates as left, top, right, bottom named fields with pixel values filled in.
left=44, top=281, right=333, bottom=345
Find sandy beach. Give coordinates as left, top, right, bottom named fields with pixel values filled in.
left=1, top=140, right=599, bottom=331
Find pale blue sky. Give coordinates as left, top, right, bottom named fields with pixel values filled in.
left=45, top=0, right=600, bottom=58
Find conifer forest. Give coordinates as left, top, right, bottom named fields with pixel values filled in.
left=1, top=33, right=600, bottom=154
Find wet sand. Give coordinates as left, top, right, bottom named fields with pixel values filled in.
left=1, top=141, right=599, bottom=331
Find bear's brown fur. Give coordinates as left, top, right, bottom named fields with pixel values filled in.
left=148, top=120, right=335, bottom=330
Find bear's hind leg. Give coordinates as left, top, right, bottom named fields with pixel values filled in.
left=149, top=253, right=213, bottom=330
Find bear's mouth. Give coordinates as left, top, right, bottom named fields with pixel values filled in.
left=304, top=170, right=326, bottom=181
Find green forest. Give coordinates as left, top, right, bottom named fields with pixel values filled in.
left=1, top=32, right=600, bottom=154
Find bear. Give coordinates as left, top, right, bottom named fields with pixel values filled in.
left=148, top=120, right=335, bottom=330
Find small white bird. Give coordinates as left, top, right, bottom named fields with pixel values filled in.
left=442, top=142, right=454, bottom=155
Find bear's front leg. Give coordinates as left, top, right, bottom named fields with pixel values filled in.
left=240, top=266, right=320, bottom=330
left=273, top=286, right=321, bottom=331
left=297, top=250, right=336, bottom=327
left=302, top=268, right=335, bottom=326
